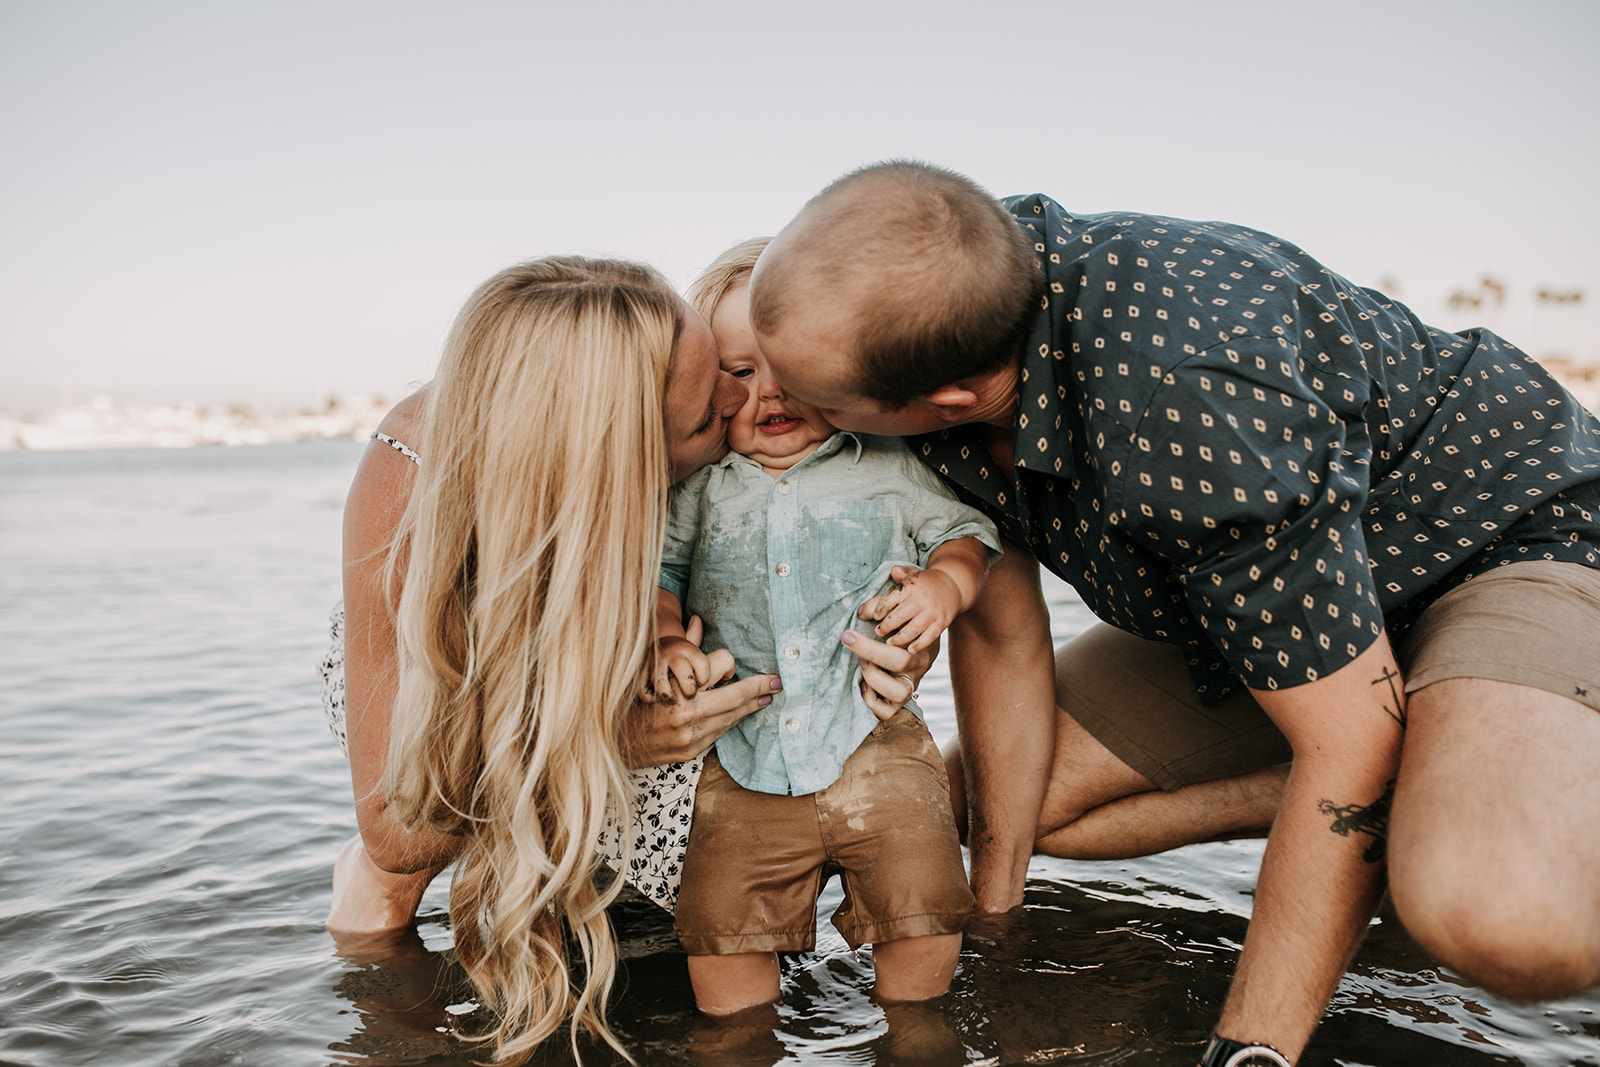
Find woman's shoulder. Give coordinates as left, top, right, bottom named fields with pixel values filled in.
left=345, top=385, right=432, bottom=553
left=375, top=385, right=431, bottom=446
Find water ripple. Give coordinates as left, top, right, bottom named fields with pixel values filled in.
left=3, top=443, right=1599, bottom=1066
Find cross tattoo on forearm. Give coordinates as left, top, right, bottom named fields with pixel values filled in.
left=1373, top=665, right=1406, bottom=729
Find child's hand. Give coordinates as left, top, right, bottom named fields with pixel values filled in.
left=872, top=564, right=964, bottom=654
left=654, top=635, right=714, bottom=703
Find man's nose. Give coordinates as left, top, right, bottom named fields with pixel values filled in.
left=757, top=372, right=786, bottom=400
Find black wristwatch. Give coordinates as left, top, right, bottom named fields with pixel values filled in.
left=1199, top=1035, right=1293, bottom=1067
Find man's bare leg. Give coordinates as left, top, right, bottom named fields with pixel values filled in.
left=1389, top=678, right=1600, bottom=999
left=1031, top=709, right=1286, bottom=858
left=946, top=623, right=1289, bottom=862
left=945, top=709, right=1286, bottom=861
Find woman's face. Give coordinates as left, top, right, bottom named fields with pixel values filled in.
left=662, top=301, right=748, bottom=483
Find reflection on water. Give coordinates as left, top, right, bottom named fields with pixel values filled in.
left=328, top=927, right=475, bottom=1065
left=1, top=442, right=1596, bottom=1066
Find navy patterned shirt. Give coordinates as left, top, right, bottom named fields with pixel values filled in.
left=912, top=194, right=1600, bottom=702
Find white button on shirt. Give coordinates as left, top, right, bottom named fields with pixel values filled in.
left=658, top=432, right=1000, bottom=795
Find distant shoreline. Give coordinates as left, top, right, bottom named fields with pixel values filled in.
left=5, top=358, right=1598, bottom=454
left=0, top=397, right=394, bottom=453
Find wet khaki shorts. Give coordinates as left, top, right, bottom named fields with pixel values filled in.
left=674, top=708, right=973, bottom=955
left=1063, top=560, right=1600, bottom=791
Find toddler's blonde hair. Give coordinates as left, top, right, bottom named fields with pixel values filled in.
left=686, top=236, right=771, bottom=323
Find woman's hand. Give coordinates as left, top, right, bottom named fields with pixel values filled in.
left=625, top=616, right=781, bottom=767
left=849, top=569, right=941, bottom=719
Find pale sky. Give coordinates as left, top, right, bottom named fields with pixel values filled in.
left=3, top=0, right=1596, bottom=415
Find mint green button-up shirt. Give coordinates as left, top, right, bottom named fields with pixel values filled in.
left=661, top=432, right=1000, bottom=796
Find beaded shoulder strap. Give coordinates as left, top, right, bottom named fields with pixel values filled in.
left=371, top=430, right=421, bottom=465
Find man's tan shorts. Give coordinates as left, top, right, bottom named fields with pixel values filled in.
left=1062, top=560, right=1600, bottom=791
left=674, top=708, right=973, bottom=955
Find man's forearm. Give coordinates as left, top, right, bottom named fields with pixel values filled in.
left=948, top=543, right=1057, bottom=912
left=1221, top=637, right=1406, bottom=1061
left=1217, top=758, right=1392, bottom=1059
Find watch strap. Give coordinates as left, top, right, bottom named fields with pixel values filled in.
left=1200, top=1035, right=1293, bottom=1067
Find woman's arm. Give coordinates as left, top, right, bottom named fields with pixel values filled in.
left=341, top=395, right=465, bottom=876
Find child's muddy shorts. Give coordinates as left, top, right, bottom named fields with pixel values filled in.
left=675, top=708, right=973, bottom=954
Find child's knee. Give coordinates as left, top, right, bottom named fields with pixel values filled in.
left=686, top=952, right=781, bottom=1015
left=871, top=933, right=963, bottom=1002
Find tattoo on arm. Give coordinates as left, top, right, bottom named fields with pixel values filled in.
left=1372, top=666, right=1407, bottom=729
left=1318, top=779, right=1395, bottom=863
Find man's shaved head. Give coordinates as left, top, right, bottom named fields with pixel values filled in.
left=750, top=160, right=1044, bottom=407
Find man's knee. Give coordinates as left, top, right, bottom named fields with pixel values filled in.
left=1390, top=837, right=1600, bottom=999
left=1391, top=676, right=1600, bottom=999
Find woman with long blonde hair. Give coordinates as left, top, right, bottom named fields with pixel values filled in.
left=322, top=254, right=936, bottom=1061
left=325, top=255, right=759, bottom=1061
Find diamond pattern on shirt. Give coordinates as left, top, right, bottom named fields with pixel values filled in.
left=915, top=196, right=1600, bottom=701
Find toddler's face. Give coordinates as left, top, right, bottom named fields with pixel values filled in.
left=712, top=285, right=835, bottom=472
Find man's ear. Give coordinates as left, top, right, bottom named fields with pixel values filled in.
left=921, top=382, right=980, bottom=422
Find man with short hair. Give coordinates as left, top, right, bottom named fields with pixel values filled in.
left=749, top=159, right=1600, bottom=1066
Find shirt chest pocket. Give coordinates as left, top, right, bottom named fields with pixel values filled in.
left=808, top=501, right=903, bottom=590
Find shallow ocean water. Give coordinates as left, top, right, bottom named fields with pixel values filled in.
left=1, top=440, right=1596, bottom=1066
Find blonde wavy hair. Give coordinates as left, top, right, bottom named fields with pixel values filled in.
left=685, top=235, right=770, bottom=322
left=385, top=256, right=680, bottom=1063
